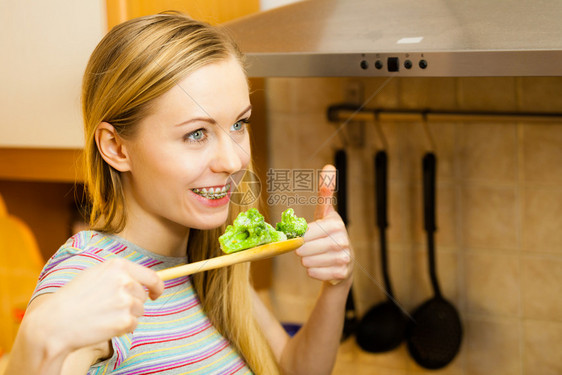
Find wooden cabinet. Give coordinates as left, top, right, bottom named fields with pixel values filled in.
left=0, top=1, right=105, bottom=150
left=107, top=0, right=260, bottom=28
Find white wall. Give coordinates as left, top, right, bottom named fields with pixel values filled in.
left=0, top=0, right=106, bottom=149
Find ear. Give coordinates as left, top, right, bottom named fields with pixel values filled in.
left=95, top=122, right=131, bottom=172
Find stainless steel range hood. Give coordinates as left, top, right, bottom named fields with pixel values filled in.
left=222, top=0, right=562, bottom=77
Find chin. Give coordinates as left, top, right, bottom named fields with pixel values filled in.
left=188, top=212, right=229, bottom=231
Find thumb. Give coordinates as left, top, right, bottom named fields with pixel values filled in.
left=314, top=164, right=336, bottom=220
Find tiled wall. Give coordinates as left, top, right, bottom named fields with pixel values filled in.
left=263, top=76, right=562, bottom=375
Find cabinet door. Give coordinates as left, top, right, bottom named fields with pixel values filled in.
left=107, top=0, right=259, bottom=28
left=0, top=0, right=105, bottom=149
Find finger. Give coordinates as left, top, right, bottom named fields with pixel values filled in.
left=122, top=261, right=164, bottom=300
left=303, top=214, right=343, bottom=241
left=300, top=251, right=351, bottom=269
left=306, top=266, right=351, bottom=282
left=314, top=164, right=337, bottom=220
left=124, top=279, right=148, bottom=303
left=123, top=316, right=139, bottom=334
left=297, top=235, right=349, bottom=257
left=130, top=297, right=145, bottom=317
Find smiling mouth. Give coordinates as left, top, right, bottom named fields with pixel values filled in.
left=191, top=184, right=231, bottom=200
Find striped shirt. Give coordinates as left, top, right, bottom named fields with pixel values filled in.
left=32, top=231, right=252, bottom=375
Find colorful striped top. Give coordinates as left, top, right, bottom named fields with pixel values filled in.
left=32, top=231, right=252, bottom=375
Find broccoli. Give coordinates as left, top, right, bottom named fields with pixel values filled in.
left=276, top=208, right=308, bottom=239
left=219, top=208, right=287, bottom=253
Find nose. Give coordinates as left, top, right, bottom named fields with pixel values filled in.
left=210, top=132, right=247, bottom=174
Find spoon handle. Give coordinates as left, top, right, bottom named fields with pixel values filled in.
left=423, top=152, right=441, bottom=298
left=156, top=238, right=304, bottom=281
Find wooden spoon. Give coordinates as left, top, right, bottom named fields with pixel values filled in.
left=156, top=237, right=304, bottom=281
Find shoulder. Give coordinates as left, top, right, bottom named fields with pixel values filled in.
left=32, top=231, right=124, bottom=299
left=42, top=231, right=125, bottom=271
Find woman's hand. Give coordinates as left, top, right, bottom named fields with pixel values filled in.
left=28, top=258, right=164, bottom=355
left=296, top=165, right=353, bottom=285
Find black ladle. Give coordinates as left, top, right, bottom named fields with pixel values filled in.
left=406, top=152, right=463, bottom=369
left=356, top=150, right=407, bottom=353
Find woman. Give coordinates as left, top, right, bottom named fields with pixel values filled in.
left=7, top=12, right=352, bottom=375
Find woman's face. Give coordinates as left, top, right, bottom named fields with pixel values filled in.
left=122, top=56, right=252, bottom=231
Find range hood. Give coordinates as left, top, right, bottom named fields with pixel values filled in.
left=222, top=0, right=562, bottom=77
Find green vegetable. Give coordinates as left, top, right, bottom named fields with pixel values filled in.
left=219, top=208, right=287, bottom=253
left=276, top=208, right=308, bottom=239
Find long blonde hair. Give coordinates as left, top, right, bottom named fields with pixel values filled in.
left=81, top=12, right=279, bottom=374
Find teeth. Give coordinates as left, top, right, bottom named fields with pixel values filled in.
left=191, top=184, right=232, bottom=200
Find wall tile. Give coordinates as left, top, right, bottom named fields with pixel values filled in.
left=457, top=122, right=518, bottom=183
left=290, top=77, right=347, bottom=114
left=356, top=342, right=409, bottom=370
left=360, top=367, right=407, bottom=375
left=335, top=336, right=410, bottom=375
left=405, top=345, right=465, bottom=375
left=460, top=185, right=518, bottom=250
left=519, top=77, right=562, bottom=112
left=522, top=123, right=562, bottom=183
left=266, top=77, right=347, bottom=114
left=268, top=111, right=336, bottom=169
left=523, top=320, right=562, bottom=375
left=363, top=77, right=400, bottom=108
left=464, top=253, right=520, bottom=317
left=265, top=78, right=292, bottom=113
left=399, top=77, right=458, bottom=110
left=267, top=112, right=302, bottom=168
left=521, top=256, right=562, bottom=321
left=521, top=186, right=562, bottom=254
left=465, top=317, right=521, bottom=375
left=458, top=77, right=517, bottom=111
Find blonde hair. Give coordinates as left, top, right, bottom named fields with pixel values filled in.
left=81, top=12, right=279, bottom=374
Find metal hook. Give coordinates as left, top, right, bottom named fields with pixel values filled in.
left=422, top=111, right=437, bottom=152
left=336, top=118, right=350, bottom=149
left=373, top=110, right=389, bottom=151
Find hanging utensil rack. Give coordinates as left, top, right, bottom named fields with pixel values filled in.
left=327, top=104, right=562, bottom=124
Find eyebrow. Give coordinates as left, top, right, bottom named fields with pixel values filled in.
left=174, top=104, right=252, bottom=127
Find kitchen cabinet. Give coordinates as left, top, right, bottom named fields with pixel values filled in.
left=0, top=0, right=262, bottom=181
left=0, top=0, right=105, bottom=150
left=107, top=0, right=259, bottom=28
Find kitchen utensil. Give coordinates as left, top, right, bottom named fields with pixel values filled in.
left=156, top=237, right=304, bottom=281
left=406, top=152, right=462, bottom=369
left=356, top=150, right=407, bottom=352
left=335, top=148, right=358, bottom=341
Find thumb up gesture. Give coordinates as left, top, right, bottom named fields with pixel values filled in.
left=297, top=165, right=353, bottom=285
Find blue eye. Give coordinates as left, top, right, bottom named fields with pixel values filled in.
left=185, top=128, right=207, bottom=143
left=231, top=118, right=250, bottom=132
